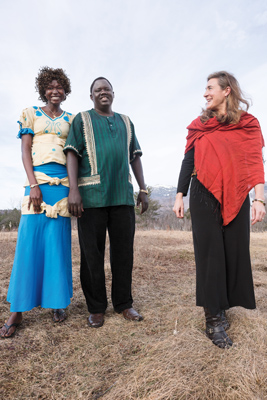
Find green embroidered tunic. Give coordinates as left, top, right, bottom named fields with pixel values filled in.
left=63, top=109, right=142, bottom=208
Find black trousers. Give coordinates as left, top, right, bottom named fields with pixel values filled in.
left=78, top=205, right=135, bottom=313
left=190, top=177, right=256, bottom=315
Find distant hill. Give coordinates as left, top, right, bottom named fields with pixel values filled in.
left=150, top=185, right=189, bottom=210
left=149, top=185, right=176, bottom=204
left=150, top=183, right=267, bottom=211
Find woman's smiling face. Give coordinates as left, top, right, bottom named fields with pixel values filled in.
left=45, top=80, right=65, bottom=105
left=203, top=78, right=230, bottom=115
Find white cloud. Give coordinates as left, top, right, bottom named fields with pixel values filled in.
left=254, top=10, right=267, bottom=26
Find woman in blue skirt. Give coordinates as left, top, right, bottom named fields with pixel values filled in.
left=0, top=67, right=74, bottom=337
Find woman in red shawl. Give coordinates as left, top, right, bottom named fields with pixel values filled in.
left=173, top=71, right=266, bottom=349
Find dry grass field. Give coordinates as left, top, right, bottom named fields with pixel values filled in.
left=0, top=230, right=267, bottom=400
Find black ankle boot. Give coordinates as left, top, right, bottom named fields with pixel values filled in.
left=220, top=310, right=230, bottom=331
left=204, top=308, right=233, bottom=349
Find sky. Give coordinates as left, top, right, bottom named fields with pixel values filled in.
left=1, top=0, right=267, bottom=209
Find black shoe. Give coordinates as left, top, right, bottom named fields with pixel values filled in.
left=204, top=309, right=232, bottom=349
left=220, top=310, right=230, bottom=331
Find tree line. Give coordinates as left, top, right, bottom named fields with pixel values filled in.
left=1, top=187, right=267, bottom=231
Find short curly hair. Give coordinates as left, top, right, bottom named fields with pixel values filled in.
left=35, top=66, right=71, bottom=103
left=90, top=77, right=113, bottom=94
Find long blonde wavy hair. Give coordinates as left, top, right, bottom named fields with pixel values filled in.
left=200, top=71, right=250, bottom=124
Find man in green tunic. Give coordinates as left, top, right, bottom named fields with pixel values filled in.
left=64, top=77, right=148, bottom=328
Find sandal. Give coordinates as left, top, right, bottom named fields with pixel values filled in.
left=0, top=322, right=21, bottom=338
left=52, top=309, right=67, bottom=323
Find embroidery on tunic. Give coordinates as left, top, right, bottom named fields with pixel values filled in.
left=81, top=112, right=98, bottom=176
left=78, top=176, right=101, bottom=186
left=120, top=114, right=132, bottom=164
left=131, top=148, right=142, bottom=163
left=120, top=114, right=134, bottom=184
left=64, top=144, right=82, bottom=157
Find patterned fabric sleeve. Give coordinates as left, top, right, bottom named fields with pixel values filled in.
left=63, top=113, right=84, bottom=158
left=17, top=107, right=35, bottom=139
left=67, top=112, right=76, bottom=125
left=129, top=119, right=142, bottom=163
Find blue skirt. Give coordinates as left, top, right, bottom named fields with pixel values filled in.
left=7, top=163, right=73, bottom=312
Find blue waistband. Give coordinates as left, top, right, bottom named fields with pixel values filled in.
left=33, top=163, right=67, bottom=178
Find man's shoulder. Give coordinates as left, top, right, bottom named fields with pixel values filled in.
left=114, top=112, right=133, bottom=125
left=76, top=110, right=91, bottom=117
left=114, top=111, right=130, bottom=118
left=71, top=110, right=91, bottom=123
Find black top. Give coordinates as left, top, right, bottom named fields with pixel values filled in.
left=176, top=147, right=194, bottom=196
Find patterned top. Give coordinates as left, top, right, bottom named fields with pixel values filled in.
left=18, top=106, right=75, bottom=166
left=63, top=109, right=142, bottom=208
left=17, top=106, right=75, bottom=218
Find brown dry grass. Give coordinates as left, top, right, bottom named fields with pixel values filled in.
left=0, top=230, right=267, bottom=400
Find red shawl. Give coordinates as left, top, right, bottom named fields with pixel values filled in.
left=185, top=112, right=265, bottom=225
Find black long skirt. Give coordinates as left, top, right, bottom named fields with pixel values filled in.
left=189, top=176, right=256, bottom=315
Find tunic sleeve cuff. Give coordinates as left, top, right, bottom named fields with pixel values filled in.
left=63, top=145, right=82, bottom=158
left=17, top=126, right=35, bottom=139
left=130, top=149, right=142, bottom=163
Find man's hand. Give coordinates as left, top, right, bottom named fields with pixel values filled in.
left=68, top=187, right=84, bottom=218
left=131, top=155, right=148, bottom=214
left=136, top=191, right=148, bottom=214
